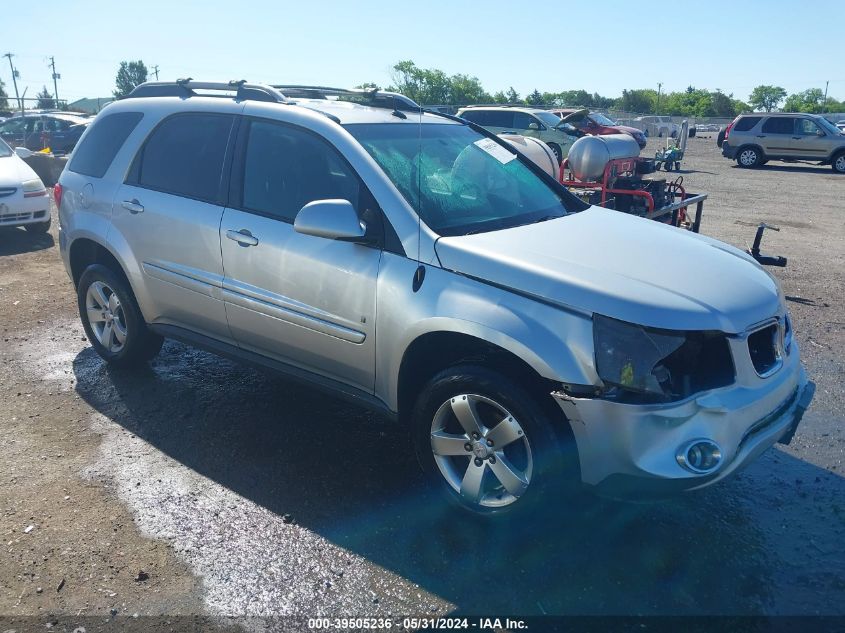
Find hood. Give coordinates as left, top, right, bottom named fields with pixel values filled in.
left=434, top=207, right=781, bottom=334
left=0, top=153, right=40, bottom=188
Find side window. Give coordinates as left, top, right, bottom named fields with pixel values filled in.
left=733, top=116, right=762, bottom=132
left=0, top=119, right=26, bottom=134
left=460, top=110, right=486, bottom=125
left=69, top=111, right=144, bottom=178
left=512, top=112, right=532, bottom=130
left=133, top=113, right=233, bottom=202
left=762, top=117, right=794, bottom=134
left=795, top=119, right=821, bottom=135
left=240, top=120, right=360, bottom=223
left=486, top=111, right=514, bottom=128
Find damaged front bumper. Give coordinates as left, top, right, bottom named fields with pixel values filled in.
left=553, top=351, right=815, bottom=498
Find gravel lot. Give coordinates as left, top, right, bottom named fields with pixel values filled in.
left=1, top=135, right=843, bottom=626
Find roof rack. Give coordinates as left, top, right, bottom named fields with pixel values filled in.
left=126, top=79, right=288, bottom=104
left=272, top=85, right=421, bottom=112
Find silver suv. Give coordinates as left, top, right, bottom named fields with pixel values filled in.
left=58, top=81, right=814, bottom=515
left=722, top=112, right=845, bottom=173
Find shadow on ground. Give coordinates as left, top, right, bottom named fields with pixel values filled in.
left=0, top=226, right=55, bottom=256
left=72, top=341, right=843, bottom=615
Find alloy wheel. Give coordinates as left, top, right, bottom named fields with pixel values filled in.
left=430, top=393, right=533, bottom=508
left=835, top=155, right=845, bottom=173
left=85, top=281, right=127, bottom=353
left=739, top=149, right=758, bottom=166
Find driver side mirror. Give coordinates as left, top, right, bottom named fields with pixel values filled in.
left=294, top=199, right=370, bottom=243
left=817, top=130, right=826, bottom=137
left=528, top=121, right=540, bottom=131
left=14, top=146, right=35, bottom=159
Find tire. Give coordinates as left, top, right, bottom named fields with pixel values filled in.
left=832, top=152, right=845, bottom=174
left=736, top=146, right=763, bottom=168
left=717, top=128, right=726, bottom=148
left=24, top=216, right=51, bottom=233
left=547, top=142, right=563, bottom=165
left=77, top=264, right=163, bottom=368
left=411, top=364, right=578, bottom=517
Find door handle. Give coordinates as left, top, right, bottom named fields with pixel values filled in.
left=226, top=228, right=259, bottom=247
left=792, top=136, right=802, bottom=140
left=121, top=199, right=144, bottom=214
left=756, top=135, right=766, bottom=138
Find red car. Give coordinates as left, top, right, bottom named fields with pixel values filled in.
left=551, top=108, right=647, bottom=149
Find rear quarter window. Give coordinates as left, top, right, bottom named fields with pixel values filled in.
left=68, top=112, right=144, bottom=178
left=734, top=116, right=762, bottom=132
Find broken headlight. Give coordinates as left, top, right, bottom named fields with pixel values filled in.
left=593, top=315, right=734, bottom=401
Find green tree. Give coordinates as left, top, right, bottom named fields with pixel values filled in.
left=748, top=85, right=786, bottom=112
left=113, top=60, right=149, bottom=99
left=36, top=85, right=55, bottom=109
left=617, top=89, right=657, bottom=114
left=492, top=91, right=508, bottom=104
left=504, top=87, right=521, bottom=104
left=448, top=73, right=491, bottom=105
left=783, top=88, right=826, bottom=113
left=355, top=82, right=381, bottom=90
left=525, top=89, right=544, bottom=106
left=0, top=78, right=9, bottom=111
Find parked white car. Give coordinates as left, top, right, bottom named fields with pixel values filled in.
left=0, top=140, right=51, bottom=232
left=634, top=116, right=680, bottom=138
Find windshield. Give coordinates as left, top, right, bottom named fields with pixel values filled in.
left=590, top=113, right=617, bottom=126
left=815, top=116, right=842, bottom=135
left=0, top=138, right=12, bottom=158
left=534, top=111, right=565, bottom=127
left=346, top=122, right=575, bottom=236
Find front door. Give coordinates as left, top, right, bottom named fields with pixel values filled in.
left=219, top=117, right=382, bottom=391
left=790, top=117, right=829, bottom=158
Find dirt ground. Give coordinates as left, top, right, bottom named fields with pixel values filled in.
left=1, top=136, right=843, bottom=630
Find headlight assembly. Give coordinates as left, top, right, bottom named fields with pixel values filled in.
left=22, top=178, right=47, bottom=198
left=593, top=314, right=735, bottom=401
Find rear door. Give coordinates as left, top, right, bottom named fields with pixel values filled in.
left=759, top=117, right=796, bottom=156
left=112, top=111, right=236, bottom=340
left=790, top=117, right=828, bottom=158
left=219, top=116, right=382, bottom=391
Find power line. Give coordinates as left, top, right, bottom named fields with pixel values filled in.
left=152, top=64, right=160, bottom=80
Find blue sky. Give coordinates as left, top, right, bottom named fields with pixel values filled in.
left=1, top=0, right=841, bottom=105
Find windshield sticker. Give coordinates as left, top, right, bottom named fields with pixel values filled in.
left=473, top=138, right=517, bottom=164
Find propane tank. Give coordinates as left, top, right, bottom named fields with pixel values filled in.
left=567, top=134, right=641, bottom=181
left=497, top=134, right=560, bottom=181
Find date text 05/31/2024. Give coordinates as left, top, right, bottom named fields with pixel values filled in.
left=307, top=617, right=529, bottom=630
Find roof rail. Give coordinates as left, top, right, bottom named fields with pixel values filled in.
left=126, top=79, right=288, bottom=104
left=272, top=85, right=421, bottom=112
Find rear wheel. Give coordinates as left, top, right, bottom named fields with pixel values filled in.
left=832, top=152, right=845, bottom=174
left=737, top=146, right=762, bottom=168
left=24, top=216, right=51, bottom=233
left=412, top=364, right=578, bottom=517
left=77, top=264, right=163, bottom=367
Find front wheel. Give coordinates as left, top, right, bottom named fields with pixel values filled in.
left=832, top=152, right=845, bottom=174
left=412, top=364, right=578, bottom=517
left=77, top=264, right=163, bottom=368
left=736, top=147, right=762, bottom=168
left=547, top=142, right=563, bottom=165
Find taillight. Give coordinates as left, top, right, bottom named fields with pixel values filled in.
left=724, top=117, right=738, bottom=140
left=53, top=182, right=63, bottom=209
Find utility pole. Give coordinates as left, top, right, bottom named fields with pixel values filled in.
left=152, top=65, right=160, bottom=81
left=3, top=53, right=21, bottom=110
left=823, top=80, right=829, bottom=113
left=48, top=56, right=61, bottom=107
left=656, top=82, right=662, bottom=114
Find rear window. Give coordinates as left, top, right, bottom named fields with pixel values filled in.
left=69, top=112, right=143, bottom=178
left=130, top=113, right=234, bottom=203
left=733, top=116, right=762, bottom=132
left=761, top=117, right=794, bottom=134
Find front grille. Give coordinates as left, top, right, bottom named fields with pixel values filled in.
left=0, top=187, right=17, bottom=198
left=748, top=323, right=780, bottom=376
left=0, top=212, right=33, bottom=223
